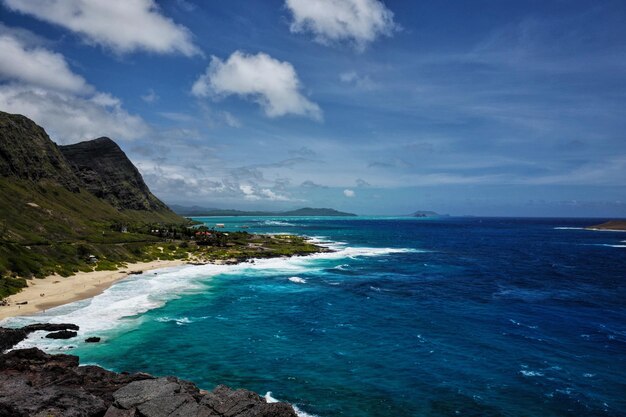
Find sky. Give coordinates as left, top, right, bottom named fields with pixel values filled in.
left=0, top=0, right=625, bottom=217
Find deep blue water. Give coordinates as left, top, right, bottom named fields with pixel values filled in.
left=7, top=217, right=626, bottom=416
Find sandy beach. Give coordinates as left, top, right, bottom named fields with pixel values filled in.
left=0, top=259, right=187, bottom=321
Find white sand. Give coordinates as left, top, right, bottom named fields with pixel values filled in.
left=0, top=259, right=186, bottom=320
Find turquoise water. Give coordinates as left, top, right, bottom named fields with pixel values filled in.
left=5, top=217, right=626, bottom=416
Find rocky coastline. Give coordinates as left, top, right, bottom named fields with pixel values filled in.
left=0, top=324, right=298, bottom=417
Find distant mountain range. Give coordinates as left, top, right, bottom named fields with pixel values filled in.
left=171, top=205, right=357, bottom=217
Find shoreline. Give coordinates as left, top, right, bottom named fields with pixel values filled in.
left=0, top=259, right=186, bottom=321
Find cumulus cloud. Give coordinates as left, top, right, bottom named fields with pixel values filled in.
left=0, top=84, right=148, bottom=143
left=0, top=33, right=91, bottom=93
left=0, top=31, right=147, bottom=143
left=344, top=189, right=356, bottom=197
left=239, top=183, right=290, bottom=201
left=191, top=51, right=322, bottom=120
left=285, top=0, right=397, bottom=50
left=3, top=0, right=200, bottom=56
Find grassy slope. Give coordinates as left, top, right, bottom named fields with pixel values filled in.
left=0, top=177, right=187, bottom=280
left=0, top=178, right=324, bottom=298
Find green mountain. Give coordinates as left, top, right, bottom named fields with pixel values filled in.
left=0, top=111, right=185, bottom=280
left=172, top=205, right=357, bottom=217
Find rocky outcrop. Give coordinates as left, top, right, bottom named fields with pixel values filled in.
left=0, top=111, right=80, bottom=190
left=60, top=137, right=173, bottom=212
left=0, top=111, right=180, bottom=217
left=0, top=323, right=79, bottom=352
left=46, top=330, right=78, bottom=339
left=0, top=348, right=298, bottom=417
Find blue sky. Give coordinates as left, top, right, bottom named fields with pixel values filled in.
left=1, top=0, right=625, bottom=216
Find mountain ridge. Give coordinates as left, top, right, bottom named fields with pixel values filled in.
left=59, top=137, right=171, bottom=212
left=171, top=205, right=357, bottom=217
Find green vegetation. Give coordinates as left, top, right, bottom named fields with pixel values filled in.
left=0, top=176, right=324, bottom=299
left=0, top=229, right=322, bottom=282
left=0, top=111, right=325, bottom=300
left=0, top=276, right=27, bottom=300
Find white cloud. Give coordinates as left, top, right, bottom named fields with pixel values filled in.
left=0, top=84, right=148, bottom=143
left=344, top=189, right=356, bottom=197
left=3, top=0, right=200, bottom=56
left=240, top=184, right=261, bottom=200
left=285, top=0, right=397, bottom=50
left=239, top=184, right=292, bottom=201
left=141, top=89, right=159, bottom=103
left=340, top=71, right=376, bottom=90
left=0, top=34, right=91, bottom=93
left=222, top=111, right=241, bottom=128
left=0, top=32, right=147, bottom=143
left=192, top=51, right=322, bottom=120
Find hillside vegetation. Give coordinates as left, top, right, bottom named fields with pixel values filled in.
left=0, top=111, right=323, bottom=298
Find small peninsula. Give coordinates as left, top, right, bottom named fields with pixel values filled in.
left=586, top=220, right=626, bottom=231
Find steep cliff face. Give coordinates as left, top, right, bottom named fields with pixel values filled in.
left=0, top=111, right=183, bottom=244
left=0, top=111, right=80, bottom=191
left=60, top=137, right=171, bottom=212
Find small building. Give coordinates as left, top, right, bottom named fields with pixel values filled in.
left=87, top=255, right=98, bottom=264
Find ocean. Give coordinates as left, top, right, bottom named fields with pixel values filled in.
left=4, top=217, right=626, bottom=417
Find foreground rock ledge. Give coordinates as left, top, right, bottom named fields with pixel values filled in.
left=0, top=348, right=297, bottom=417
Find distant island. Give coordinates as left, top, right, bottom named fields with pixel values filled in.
left=171, top=205, right=357, bottom=217
left=586, top=220, right=626, bottom=231
left=410, top=211, right=447, bottom=218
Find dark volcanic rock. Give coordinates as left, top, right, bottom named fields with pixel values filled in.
left=0, top=111, right=80, bottom=190
left=46, top=330, right=78, bottom=339
left=201, top=385, right=298, bottom=417
left=1, top=323, right=79, bottom=351
left=85, top=337, right=101, bottom=343
left=24, top=323, right=80, bottom=332
left=60, top=137, right=173, bottom=212
left=0, top=348, right=298, bottom=417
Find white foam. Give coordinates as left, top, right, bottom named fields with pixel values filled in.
left=520, top=370, right=544, bottom=377
left=288, top=277, right=307, bottom=284
left=262, top=220, right=296, bottom=226
left=265, top=392, right=319, bottom=417
left=3, top=242, right=420, bottom=351
left=553, top=227, right=584, bottom=230
left=155, top=316, right=206, bottom=325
